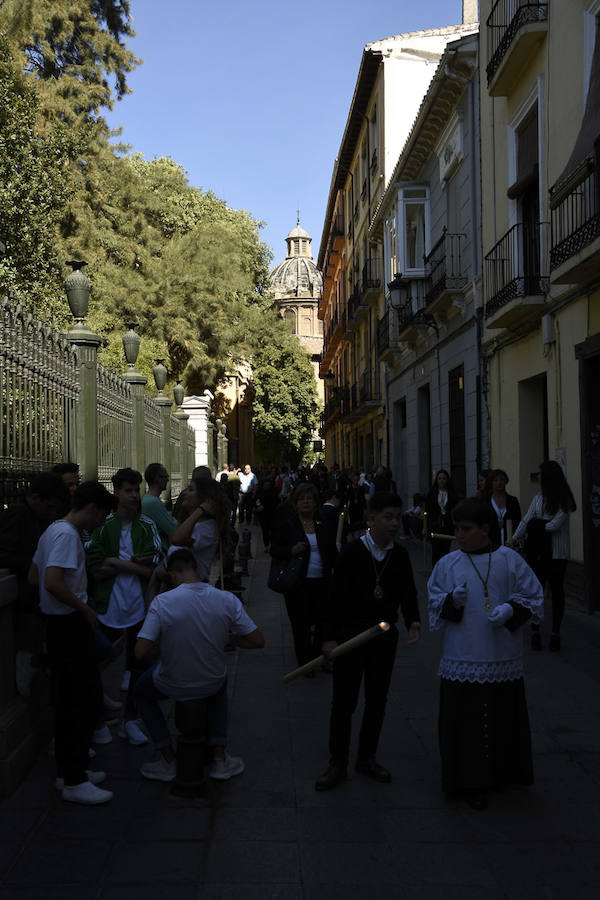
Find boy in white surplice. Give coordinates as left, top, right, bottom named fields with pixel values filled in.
left=428, top=497, right=544, bottom=810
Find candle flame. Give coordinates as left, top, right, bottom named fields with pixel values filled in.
left=378, top=622, right=390, bottom=631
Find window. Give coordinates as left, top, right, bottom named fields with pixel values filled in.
left=386, top=214, right=397, bottom=282
left=370, top=105, right=378, bottom=172
left=284, top=309, right=296, bottom=334
left=397, top=186, right=430, bottom=277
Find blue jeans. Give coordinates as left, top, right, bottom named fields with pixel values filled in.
left=135, top=666, right=228, bottom=749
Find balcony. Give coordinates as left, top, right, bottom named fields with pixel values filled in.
left=322, top=388, right=343, bottom=427
left=331, top=213, right=345, bottom=253
left=550, top=159, right=600, bottom=285
left=361, top=259, right=381, bottom=305
left=361, top=179, right=367, bottom=202
left=370, top=149, right=378, bottom=175
left=347, top=286, right=368, bottom=326
left=424, top=230, right=467, bottom=312
left=486, top=1, right=548, bottom=96
left=484, top=222, right=547, bottom=329
left=377, top=310, right=396, bottom=362
left=359, top=370, right=380, bottom=407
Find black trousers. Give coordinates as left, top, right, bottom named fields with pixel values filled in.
left=238, top=492, right=254, bottom=524
left=329, top=625, right=399, bottom=768
left=45, top=612, right=103, bottom=786
left=284, top=577, right=328, bottom=667
left=100, top=619, right=146, bottom=719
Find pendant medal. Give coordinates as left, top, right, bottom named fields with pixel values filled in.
left=373, top=582, right=384, bottom=601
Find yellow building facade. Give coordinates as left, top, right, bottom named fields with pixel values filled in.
left=480, top=0, right=600, bottom=609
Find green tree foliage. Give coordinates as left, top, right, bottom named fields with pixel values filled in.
left=1, top=1, right=318, bottom=462
left=0, top=34, right=83, bottom=314
left=0, top=0, right=140, bottom=124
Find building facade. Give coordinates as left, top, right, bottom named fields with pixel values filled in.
left=372, top=29, right=482, bottom=504
left=479, top=0, right=600, bottom=609
left=318, top=18, right=479, bottom=473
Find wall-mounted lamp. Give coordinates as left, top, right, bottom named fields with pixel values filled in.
left=412, top=309, right=439, bottom=338
left=387, top=273, right=411, bottom=311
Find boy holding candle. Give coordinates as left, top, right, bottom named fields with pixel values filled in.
left=427, top=497, right=543, bottom=810
left=315, top=492, right=421, bottom=791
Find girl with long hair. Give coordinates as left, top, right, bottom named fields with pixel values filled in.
left=425, top=470, right=460, bottom=566
left=513, top=460, right=576, bottom=651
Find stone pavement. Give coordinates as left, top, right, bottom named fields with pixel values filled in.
left=1, top=525, right=600, bottom=899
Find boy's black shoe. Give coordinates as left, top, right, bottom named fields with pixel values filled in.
left=355, top=758, right=392, bottom=783
left=315, top=764, right=347, bottom=792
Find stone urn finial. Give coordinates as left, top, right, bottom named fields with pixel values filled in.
left=173, top=380, right=184, bottom=407
left=153, top=358, right=168, bottom=394
left=122, top=322, right=141, bottom=369
left=65, top=260, right=91, bottom=322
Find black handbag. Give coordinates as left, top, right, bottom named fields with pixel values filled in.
left=267, top=554, right=304, bottom=593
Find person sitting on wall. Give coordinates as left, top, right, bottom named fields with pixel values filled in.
left=134, top=549, right=265, bottom=782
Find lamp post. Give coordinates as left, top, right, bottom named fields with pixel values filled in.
left=122, top=322, right=147, bottom=475
left=387, top=273, right=411, bottom=314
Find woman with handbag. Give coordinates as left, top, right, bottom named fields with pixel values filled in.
left=512, top=460, right=576, bottom=651
left=425, top=470, right=460, bottom=567
left=269, top=482, right=337, bottom=671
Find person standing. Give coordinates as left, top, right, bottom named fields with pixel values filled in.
left=29, top=481, right=115, bottom=805
left=485, top=469, right=521, bottom=548
left=425, top=469, right=460, bottom=566
left=270, top=482, right=338, bottom=669
left=86, top=468, right=163, bottom=745
left=512, top=460, right=576, bottom=651
left=238, top=463, right=258, bottom=525
left=315, top=492, right=420, bottom=791
left=428, top=497, right=543, bottom=810
left=141, top=463, right=177, bottom=554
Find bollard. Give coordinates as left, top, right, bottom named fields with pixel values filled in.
left=171, top=698, right=209, bottom=799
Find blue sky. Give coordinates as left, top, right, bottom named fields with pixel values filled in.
left=105, top=1, right=472, bottom=266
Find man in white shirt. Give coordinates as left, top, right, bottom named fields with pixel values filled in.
left=134, top=549, right=265, bottom=783
left=238, top=463, right=258, bottom=524
left=29, top=481, right=115, bottom=805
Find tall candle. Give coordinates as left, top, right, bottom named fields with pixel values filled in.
left=283, top=622, right=390, bottom=683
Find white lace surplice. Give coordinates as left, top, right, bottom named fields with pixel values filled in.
left=427, top=546, right=544, bottom=683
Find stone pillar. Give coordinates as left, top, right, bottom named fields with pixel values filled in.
left=180, top=391, right=214, bottom=470
left=174, top=408, right=191, bottom=484
left=155, top=395, right=173, bottom=498
left=124, top=371, right=148, bottom=476
left=67, top=324, right=102, bottom=481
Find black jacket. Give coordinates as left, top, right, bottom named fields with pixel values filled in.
left=270, top=505, right=338, bottom=579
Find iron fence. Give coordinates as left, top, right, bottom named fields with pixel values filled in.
left=550, top=161, right=600, bottom=270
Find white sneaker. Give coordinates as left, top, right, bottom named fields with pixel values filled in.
left=62, top=782, right=113, bottom=805
left=140, top=757, right=176, bottom=782
left=103, top=693, right=123, bottom=711
left=92, top=725, right=112, bottom=744
left=55, top=770, right=106, bottom=791
left=118, top=720, right=148, bottom=745
left=209, top=752, right=245, bottom=780
left=120, top=670, right=131, bottom=692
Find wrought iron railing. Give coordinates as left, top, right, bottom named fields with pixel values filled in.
left=370, top=149, right=378, bottom=174
left=486, top=1, right=548, bottom=85
left=359, top=369, right=380, bottom=404
left=377, top=310, right=392, bottom=355
left=550, top=160, right=600, bottom=271
left=361, top=258, right=381, bottom=296
left=424, top=230, right=466, bottom=305
left=97, top=365, right=133, bottom=489
left=0, top=300, right=78, bottom=504
left=484, top=222, right=547, bottom=317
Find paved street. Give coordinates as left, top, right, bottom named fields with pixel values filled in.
left=1, top=526, right=600, bottom=899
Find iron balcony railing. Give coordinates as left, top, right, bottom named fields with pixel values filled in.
left=359, top=369, right=380, bottom=405
left=397, top=299, right=416, bottom=330
left=361, top=179, right=367, bottom=202
left=550, top=160, right=600, bottom=271
left=332, top=213, right=344, bottom=239
left=424, top=230, right=466, bottom=305
left=486, top=1, right=548, bottom=85
left=377, top=310, right=392, bottom=355
left=484, top=221, right=547, bottom=317
left=370, top=149, right=378, bottom=174
left=361, top=258, right=381, bottom=296
left=323, top=388, right=343, bottom=423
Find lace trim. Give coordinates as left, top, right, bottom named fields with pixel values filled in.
left=438, top=657, right=523, bottom=683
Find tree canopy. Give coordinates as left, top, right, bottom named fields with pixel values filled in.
left=0, top=4, right=319, bottom=461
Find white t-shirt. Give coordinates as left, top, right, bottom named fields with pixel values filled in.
left=138, top=581, right=257, bottom=700
left=33, top=520, right=88, bottom=616
left=305, top=532, right=324, bottom=578
left=167, top=518, right=219, bottom=581
left=97, top=524, right=145, bottom=628
left=239, top=471, right=257, bottom=494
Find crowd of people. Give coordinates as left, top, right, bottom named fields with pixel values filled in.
left=0, top=455, right=577, bottom=812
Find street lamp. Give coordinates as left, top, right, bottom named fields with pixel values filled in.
left=387, top=273, right=411, bottom=311
left=412, top=309, right=439, bottom=338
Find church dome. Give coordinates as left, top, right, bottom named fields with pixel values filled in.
left=270, top=219, right=323, bottom=299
